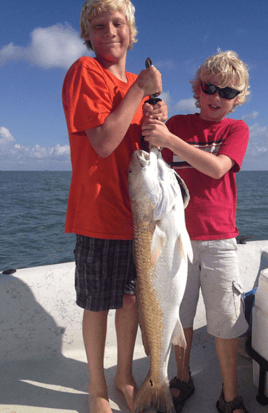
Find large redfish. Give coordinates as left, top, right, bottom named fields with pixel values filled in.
left=128, top=147, right=193, bottom=413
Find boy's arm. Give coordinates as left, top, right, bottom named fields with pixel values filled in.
left=85, top=66, right=162, bottom=158
left=141, top=119, right=235, bottom=179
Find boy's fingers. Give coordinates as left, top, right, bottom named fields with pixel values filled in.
left=142, top=119, right=162, bottom=130
left=143, top=102, right=154, bottom=112
left=147, top=66, right=162, bottom=94
left=143, top=104, right=163, bottom=119
left=137, top=69, right=162, bottom=96
left=143, top=102, right=165, bottom=112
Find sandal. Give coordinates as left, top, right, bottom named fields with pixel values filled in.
left=169, top=371, right=195, bottom=413
left=216, top=388, right=249, bottom=413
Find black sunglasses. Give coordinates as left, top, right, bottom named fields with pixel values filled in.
left=200, top=81, right=241, bottom=100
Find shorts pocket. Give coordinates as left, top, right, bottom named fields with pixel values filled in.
left=232, top=281, right=245, bottom=317
left=74, top=244, right=106, bottom=293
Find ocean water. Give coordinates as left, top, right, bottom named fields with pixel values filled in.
left=1, top=171, right=75, bottom=271
left=1, top=170, right=268, bottom=272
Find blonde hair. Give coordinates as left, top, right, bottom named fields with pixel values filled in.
left=80, top=0, right=138, bottom=50
left=190, top=49, right=250, bottom=113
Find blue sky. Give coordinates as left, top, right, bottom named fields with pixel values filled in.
left=1, top=0, right=267, bottom=170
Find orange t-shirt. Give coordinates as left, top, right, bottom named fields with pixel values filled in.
left=62, top=57, right=145, bottom=239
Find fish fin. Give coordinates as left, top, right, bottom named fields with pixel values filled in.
left=178, top=236, right=185, bottom=260
left=153, top=180, right=179, bottom=221
left=134, top=374, right=175, bottom=413
left=151, top=224, right=167, bottom=263
left=172, top=319, right=187, bottom=349
left=183, top=229, right=193, bottom=263
left=174, top=170, right=190, bottom=208
left=178, top=230, right=193, bottom=263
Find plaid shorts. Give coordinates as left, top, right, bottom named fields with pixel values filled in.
left=74, top=235, right=136, bottom=311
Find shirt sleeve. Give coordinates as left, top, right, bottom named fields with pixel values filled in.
left=63, top=59, right=113, bottom=134
left=218, top=120, right=249, bottom=172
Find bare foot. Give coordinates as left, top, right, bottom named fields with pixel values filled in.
left=88, top=384, right=112, bottom=413
left=114, top=377, right=138, bottom=413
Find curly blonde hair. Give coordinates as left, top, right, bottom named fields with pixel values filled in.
left=190, top=49, right=250, bottom=113
left=80, top=0, right=138, bottom=51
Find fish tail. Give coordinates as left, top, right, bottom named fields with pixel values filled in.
left=134, top=374, right=175, bottom=413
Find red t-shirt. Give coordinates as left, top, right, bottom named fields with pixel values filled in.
left=162, top=114, right=249, bottom=240
left=62, top=57, right=145, bottom=239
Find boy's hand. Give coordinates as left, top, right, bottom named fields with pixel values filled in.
left=143, top=100, right=168, bottom=122
left=135, top=66, right=162, bottom=98
left=141, top=118, right=170, bottom=148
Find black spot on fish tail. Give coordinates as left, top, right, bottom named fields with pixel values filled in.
left=150, top=379, right=153, bottom=386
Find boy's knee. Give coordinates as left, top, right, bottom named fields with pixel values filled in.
left=122, top=294, right=137, bottom=311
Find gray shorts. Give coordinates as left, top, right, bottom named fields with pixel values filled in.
left=180, top=238, right=249, bottom=339
left=74, top=235, right=136, bottom=311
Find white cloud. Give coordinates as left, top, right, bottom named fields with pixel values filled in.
left=0, top=23, right=91, bottom=69
left=157, top=93, right=197, bottom=116
left=173, top=98, right=196, bottom=113
left=0, top=126, right=71, bottom=170
left=1, top=121, right=267, bottom=171
left=155, top=60, right=176, bottom=70
left=248, top=123, right=268, bottom=139
left=159, top=91, right=172, bottom=106
left=242, top=111, right=259, bottom=120
left=0, top=43, right=26, bottom=65
left=0, top=127, right=16, bottom=145
left=9, top=143, right=70, bottom=160
left=243, top=123, right=268, bottom=170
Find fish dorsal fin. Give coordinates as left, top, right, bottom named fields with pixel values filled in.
left=172, top=318, right=187, bottom=349
left=151, top=224, right=167, bottom=263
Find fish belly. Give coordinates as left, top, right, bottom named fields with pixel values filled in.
left=134, top=224, right=185, bottom=413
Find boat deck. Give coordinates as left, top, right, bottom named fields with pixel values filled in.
left=1, top=240, right=268, bottom=413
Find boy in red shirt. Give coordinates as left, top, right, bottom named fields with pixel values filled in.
left=142, top=50, right=250, bottom=413
left=62, top=0, right=167, bottom=412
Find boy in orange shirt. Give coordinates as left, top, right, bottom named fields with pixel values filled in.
left=62, top=0, right=167, bottom=412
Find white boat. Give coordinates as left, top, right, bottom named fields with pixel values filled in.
left=1, top=240, right=268, bottom=412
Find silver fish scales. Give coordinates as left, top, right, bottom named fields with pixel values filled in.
left=128, top=147, right=193, bottom=413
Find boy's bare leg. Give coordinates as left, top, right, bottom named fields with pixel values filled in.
left=83, top=309, right=112, bottom=413
left=215, top=337, right=244, bottom=413
left=114, top=294, right=139, bottom=412
left=171, top=327, right=193, bottom=397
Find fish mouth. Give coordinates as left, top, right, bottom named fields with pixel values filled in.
left=135, top=150, right=150, bottom=167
